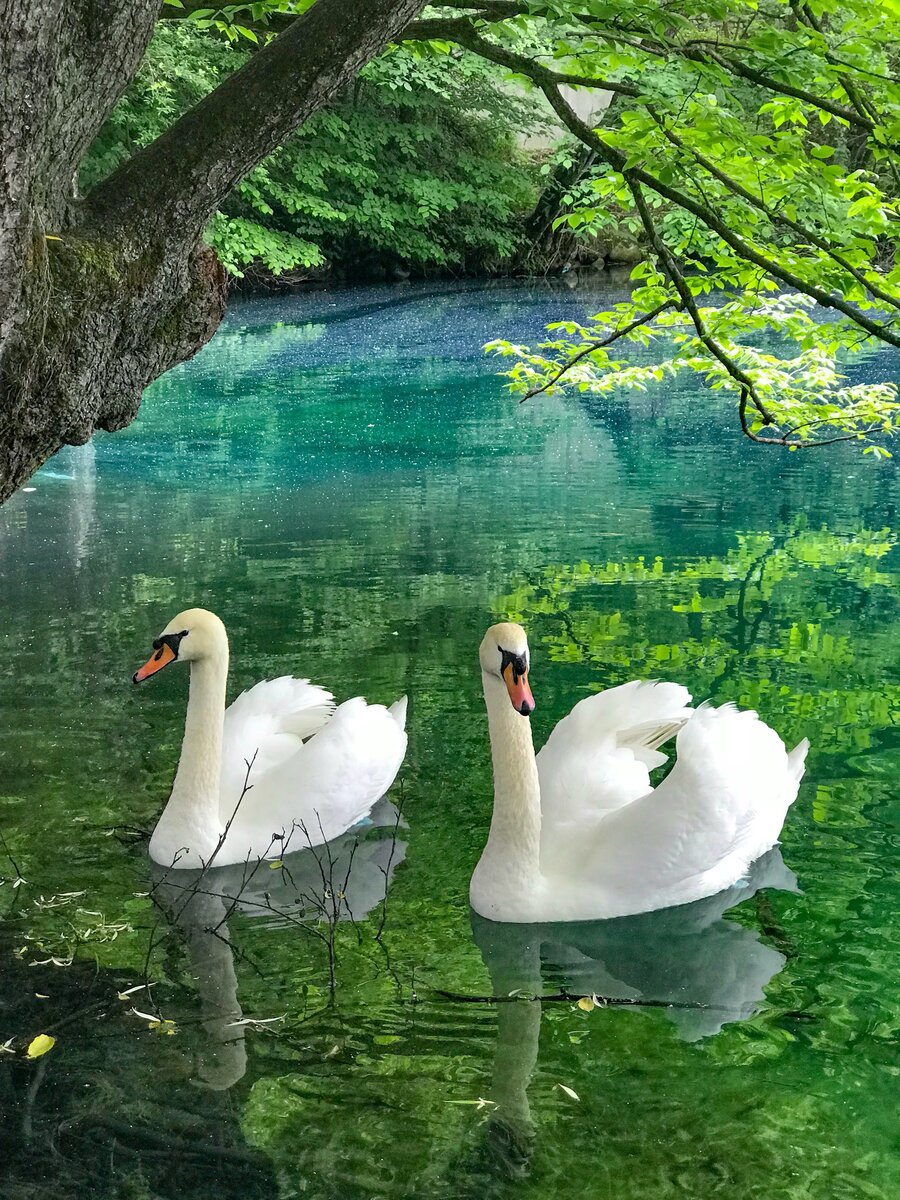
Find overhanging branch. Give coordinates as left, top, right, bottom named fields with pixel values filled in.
left=626, top=176, right=776, bottom=428
left=646, top=107, right=900, bottom=316
left=520, top=300, right=674, bottom=401
left=532, top=77, right=900, bottom=350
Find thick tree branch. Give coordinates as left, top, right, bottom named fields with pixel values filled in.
left=627, top=177, right=776, bottom=428
left=629, top=179, right=877, bottom=451
left=160, top=1, right=893, bottom=139
left=789, top=0, right=880, bottom=125
left=87, top=0, right=426, bottom=239
left=691, top=47, right=875, bottom=131
left=49, top=1, right=162, bottom=211
left=425, top=22, right=639, bottom=94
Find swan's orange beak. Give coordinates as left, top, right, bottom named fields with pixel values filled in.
left=503, top=661, right=535, bottom=716
left=133, top=642, right=176, bottom=683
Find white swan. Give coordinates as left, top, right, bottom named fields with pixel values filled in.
left=133, top=608, right=407, bottom=869
left=470, top=622, right=808, bottom=923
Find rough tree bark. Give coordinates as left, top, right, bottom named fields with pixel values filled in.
left=0, top=0, right=424, bottom=504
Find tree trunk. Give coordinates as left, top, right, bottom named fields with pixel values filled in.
left=518, top=145, right=598, bottom=272
left=0, top=0, right=424, bottom=504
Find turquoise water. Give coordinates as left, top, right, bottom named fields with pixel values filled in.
left=0, top=279, right=897, bottom=1199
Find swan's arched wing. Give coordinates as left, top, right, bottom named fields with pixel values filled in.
left=537, top=681, right=693, bottom=839
left=219, top=677, right=334, bottom=821
left=549, top=705, right=806, bottom=917
left=226, top=695, right=408, bottom=855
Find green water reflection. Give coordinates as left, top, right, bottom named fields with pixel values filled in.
left=0, top=280, right=897, bottom=1199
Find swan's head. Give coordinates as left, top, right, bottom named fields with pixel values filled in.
left=133, top=608, right=227, bottom=683
left=480, top=622, right=535, bottom=716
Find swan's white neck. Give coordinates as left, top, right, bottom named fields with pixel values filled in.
left=173, top=654, right=228, bottom=808
left=149, top=645, right=228, bottom=867
left=472, top=672, right=542, bottom=914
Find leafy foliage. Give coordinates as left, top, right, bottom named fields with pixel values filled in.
left=488, top=292, right=900, bottom=453
left=84, top=24, right=543, bottom=277
left=387, top=0, right=900, bottom=449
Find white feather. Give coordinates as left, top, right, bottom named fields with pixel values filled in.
left=541, top=704, right=807, bottom=918
left=225, top=696, right=408, bottom=852
left=537, top=680, right=693, bottom=822
left=219, top=676, right=335, bottom=811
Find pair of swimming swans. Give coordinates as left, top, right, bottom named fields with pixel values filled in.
left=134, top=610, right=807, bottom=921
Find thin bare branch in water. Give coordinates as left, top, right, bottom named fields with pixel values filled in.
left=204, top=748, right=258, bottom=873
left=0, top=825, right=26, bottom=887
left=138, top=750, right=263, bottom=1018
left=376, top=788, right=405, bottom=944
left=431, top=988, right=726, bottom=1012
left=131, top=756, right=407, bottom=1032
left=340, top=837, right=361, bottom=939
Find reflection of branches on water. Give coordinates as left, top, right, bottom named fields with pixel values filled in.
left=142, top=751, right=269, bottom=1016
left=0, top=825, right=26, bottom=915
left=432, top=988, right=730, bottom=1013
left=0, top=825, right=25, bottom=884
left=507, top=521, right=857, bottom=708
left=143, top=751, right=407, bottom=1031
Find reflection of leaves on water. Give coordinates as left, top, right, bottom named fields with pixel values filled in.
left=497, top=520, right=899, bottom=754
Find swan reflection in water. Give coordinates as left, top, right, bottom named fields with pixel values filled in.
left=150, top=798, right=406, bottom=1090
left=467, top=849, right=797, bottom=1166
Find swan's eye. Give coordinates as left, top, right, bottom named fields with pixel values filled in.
left=152, top=630, right=188, bottom=660
left=498, top=646, right=528, bottom=682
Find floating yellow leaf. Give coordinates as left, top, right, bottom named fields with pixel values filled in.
left=576, top=996, right=595, bottom=1012
left=148, top=1019, right=177, bottom=1035
left=557, top=1083, right=580, bottom=1102
left=26, top=1034, right=56, bottom=1059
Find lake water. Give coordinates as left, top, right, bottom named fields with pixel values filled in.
left=0, top=278, right=897, bottom=1199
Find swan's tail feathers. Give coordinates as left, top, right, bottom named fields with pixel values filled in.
left=388, top=695, right=409, bottom=731
left=620, top=716, right=691, bottom=753
left=281, top=701, right=337, bottom=742
left=787, top=738, right=810, bottom=787
left=673, top=702, right=804, bottom=833
left=620, top=720, right=690, bottom=771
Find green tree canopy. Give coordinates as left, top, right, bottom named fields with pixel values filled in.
left=400, top=0, right=900, bottom=451
left=5, top=0, right=900, bottom=502
left=158, top=0, right=900, bottom=452
left=85, top=26, right=544, bottom=277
